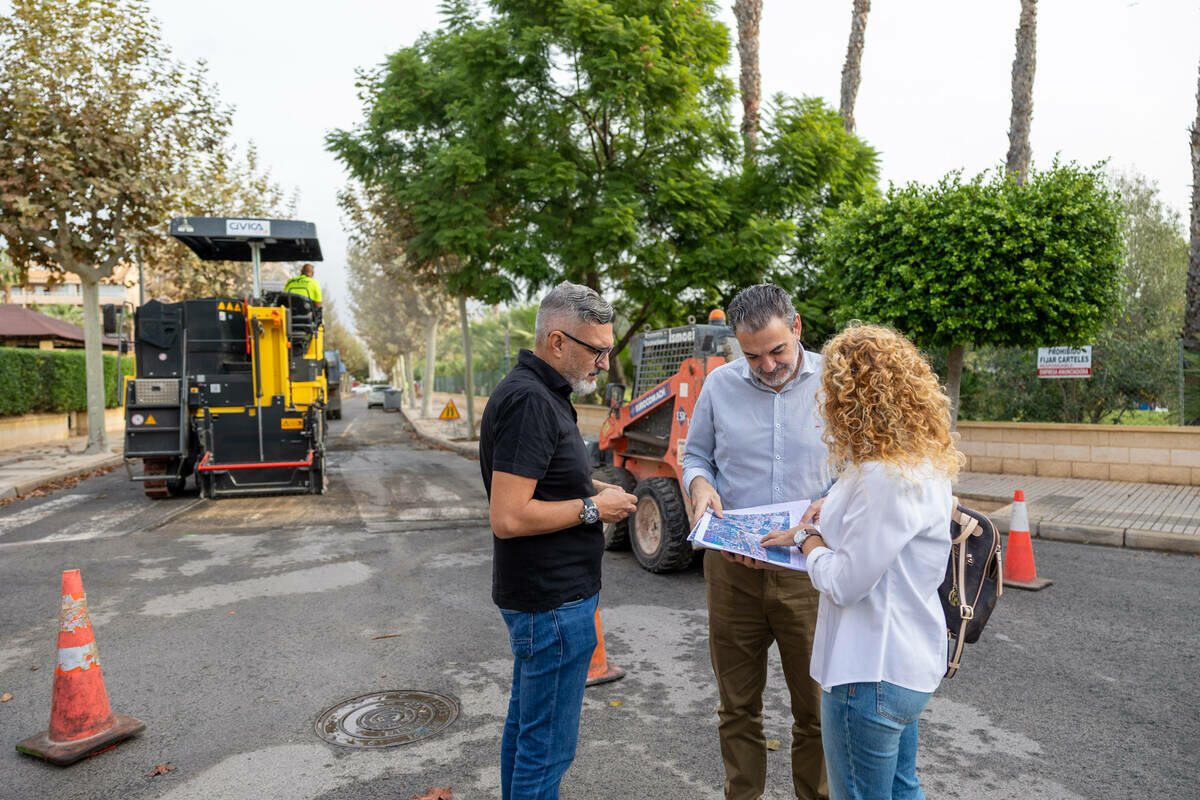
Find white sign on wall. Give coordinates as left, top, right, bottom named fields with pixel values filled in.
left=1037, top=346, right=1092, bottom=378
left=225, top=219, right=271, bottom=237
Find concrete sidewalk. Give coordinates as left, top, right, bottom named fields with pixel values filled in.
left=0, top=438, right=123, bottom=501
left=955, top=472, right=1199, bottom=554
left=399, top=398, right=1199, bottom=556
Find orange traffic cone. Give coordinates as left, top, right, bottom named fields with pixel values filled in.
left=585, top=608, right=626, bottom=687
left=16, top=570, right=145, bottom=765
left=1003, top=491, right=1052, bottom=591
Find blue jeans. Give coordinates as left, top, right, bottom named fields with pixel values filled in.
left=821, top=682, right=932, bottom=800
left=499, top=593, right=599, bottom=800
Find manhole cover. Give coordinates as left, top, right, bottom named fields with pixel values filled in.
left=315, top=690, right=459, bottom=748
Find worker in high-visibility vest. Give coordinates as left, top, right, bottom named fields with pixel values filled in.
left=284, top=263, right=322, bottom=307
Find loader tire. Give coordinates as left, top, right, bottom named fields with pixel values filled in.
left=592, top=465, right=637, bottom=550
left=630, top=477, right=693, bottom=573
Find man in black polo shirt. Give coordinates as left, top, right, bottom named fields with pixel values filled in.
left=480, top=281, right=637, bottom=800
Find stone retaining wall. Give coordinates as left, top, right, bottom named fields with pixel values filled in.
left=956, top=422, right=1200, bottom=486
left=0, top=408, right=125, bottom=450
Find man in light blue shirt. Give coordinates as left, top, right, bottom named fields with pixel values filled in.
left=682, top=284, right=830, bottom=800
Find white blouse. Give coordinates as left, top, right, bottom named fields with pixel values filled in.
left=805, top=460, right=952, bottom=694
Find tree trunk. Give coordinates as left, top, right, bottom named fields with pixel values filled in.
left=733, top=0, right=763, bottom=154
left=458, top=294, right=476, bottom=439
left=1006, top=0, right=1037, bottom=185
left=406, top=350, right=418, bottom=407
left=946, top=343, right=965, bottom=430
left=422, top=319, right=438, bottom=419
left=839, top=0, right=871, bottom=134
left=80, top=278, right=108, bottom=454
left=398, top=352, right=412, bottom=398
left=1184, top=58, right=1200, bottom=424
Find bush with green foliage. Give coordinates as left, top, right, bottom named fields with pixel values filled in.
left=0, top=347, right=132, bottom=416
left=821, top=162, right=1124, bottom=421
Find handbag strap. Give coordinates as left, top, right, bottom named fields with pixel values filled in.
left=946, top=496, right=974, bottom=678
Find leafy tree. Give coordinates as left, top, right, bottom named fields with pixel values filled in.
left=39, top=304, right=85, bottom=327
left=322, top=298, right=369, bottom=380
left=339, top=187, right=456, bottom=416
left=0, top=0, right=228, bottom=452
left=0, top=247, right=23, bottom=304
left=1112, top=172, right=1188, bottom=341
left=956, top=172, right=1186, bottom=424
left=435, top=304, right=537, bottom=377
left=142, top=143, right=294, bottom=301
left=329, top=0, right=878, bottom=410
left=839, top=0, right=871, bottom=134
left=822, top=162, right=1124, bottom=426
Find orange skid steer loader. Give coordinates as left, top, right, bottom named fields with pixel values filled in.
left=594, top=312, right=741, bottom=573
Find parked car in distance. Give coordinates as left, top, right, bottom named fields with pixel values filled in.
left=350, top=384, right=370, bottom=395
left=367, top=385, right=392, bottom=408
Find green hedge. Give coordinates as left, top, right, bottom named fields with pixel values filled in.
left=0, top=347, right=134, bottom=416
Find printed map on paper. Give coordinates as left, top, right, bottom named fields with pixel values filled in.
left=688, top=500, right=813, bottom=572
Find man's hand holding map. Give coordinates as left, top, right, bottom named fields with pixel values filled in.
left=688, top=500, right=815, bottom=571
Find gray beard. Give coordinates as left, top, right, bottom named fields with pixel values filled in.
left=570, top=376, right=598, bottom=395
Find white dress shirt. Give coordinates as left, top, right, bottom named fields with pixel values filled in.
left=805, top=460, right=952, bottom=694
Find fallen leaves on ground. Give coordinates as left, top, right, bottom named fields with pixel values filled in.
left=765, top=738, right=781, bottom=751
left=147, top=763, right=176, bottom=777
left=372, top=633, right=402, bottom=640
left=608, top=700, right=622, bottom=707
left=409, top=787, right=453, bottom=800
left=1, top=693, right=13, bottom=702
left=0, top=466, right=119, bottom=507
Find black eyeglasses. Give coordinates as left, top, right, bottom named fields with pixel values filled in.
left=556, top=330, right=613, bottom=366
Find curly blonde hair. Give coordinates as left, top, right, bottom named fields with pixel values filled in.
left=820, top=325, right=963, bottom=478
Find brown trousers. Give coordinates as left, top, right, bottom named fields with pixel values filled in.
left=705, top=551, right=829, bottom=800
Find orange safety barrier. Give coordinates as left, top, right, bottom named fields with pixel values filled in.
left=16, top=570, right=145, bottom=765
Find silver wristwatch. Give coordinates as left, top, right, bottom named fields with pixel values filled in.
left=793, top=526, right=818, bottom=548
left=580, top=497, right=600, bottom=524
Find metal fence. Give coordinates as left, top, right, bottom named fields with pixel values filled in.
left=433, top=367, right=509, bottom=397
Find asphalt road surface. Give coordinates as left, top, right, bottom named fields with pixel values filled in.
left=0, top=395, right=1196, bottom=799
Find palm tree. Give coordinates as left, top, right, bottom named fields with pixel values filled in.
left=733, top=0, right=763, bottom=153
left=839, top=0, right=871, bottom=134
left=1184, top=59, right=1200, bottom=424
left=1006, top=0, right=1037, bottom=185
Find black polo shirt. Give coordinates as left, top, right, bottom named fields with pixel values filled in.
left=479, top=349, right=601, bottom=612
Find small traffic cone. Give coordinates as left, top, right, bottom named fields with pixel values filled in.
left=1003, top=490, right=1052, bottom=591
left=16, top=570, right=145, bottom=765
left=585, top=608, right=625, bottom=687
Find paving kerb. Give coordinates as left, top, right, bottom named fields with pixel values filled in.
left=0, top=451, right=123, bottom=499
left=963, top=498, right=1195, bottom=555
left=398, top=405, right=479, bottom=459
left=1037, top=521, right=1125, bottom=548
left=1124, top=529, right=1200, bottom=555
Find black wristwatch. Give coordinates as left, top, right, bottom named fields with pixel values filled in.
left=579, top=497, right=600, bottom=524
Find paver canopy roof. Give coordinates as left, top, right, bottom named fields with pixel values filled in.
left=169, top=217, right=323, bottom=262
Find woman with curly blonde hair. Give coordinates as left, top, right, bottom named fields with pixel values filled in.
left=762, top=324, right=962, bottom=800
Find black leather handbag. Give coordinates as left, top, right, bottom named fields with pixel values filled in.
left=939, top=500, right=1003, bottom=678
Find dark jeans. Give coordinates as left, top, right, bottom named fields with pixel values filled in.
left=499, top=593, right=599, bottom=800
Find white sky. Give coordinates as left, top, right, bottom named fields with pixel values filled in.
left=146, top=1, right=1200, bottom=332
